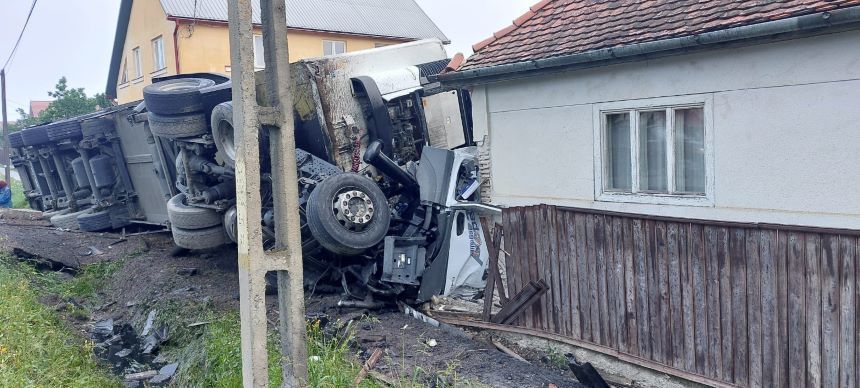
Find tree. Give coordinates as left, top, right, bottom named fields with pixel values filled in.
left=9, top=77, right=113, bottom=131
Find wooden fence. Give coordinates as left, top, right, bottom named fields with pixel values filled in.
left=502, top=205, right=859, bottom=387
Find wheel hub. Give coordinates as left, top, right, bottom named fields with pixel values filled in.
left=333, top=189, right=375, bottom=230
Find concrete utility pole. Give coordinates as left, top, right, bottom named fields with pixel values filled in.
left=227, top=0, right=308, bottom=386
left=1, top=69, right=10, bottom=184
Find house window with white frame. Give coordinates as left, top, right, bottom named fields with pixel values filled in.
left=323, top=40, right=346, bottom=56
left=152, top=36, right=165, bottom=71
left=132, top=47, right=142, bottom=79
left=600, top=104, right=708, bottom=202
left=253, top=35, right=265, bottom=69
left=120, top=59, right=129, bottom=84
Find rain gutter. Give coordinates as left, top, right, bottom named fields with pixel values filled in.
left=440, top=6, right=860, bottom=86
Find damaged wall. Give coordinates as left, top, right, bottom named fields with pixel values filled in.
left=475, top=29, right=860, bottom=230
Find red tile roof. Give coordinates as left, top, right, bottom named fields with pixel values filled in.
left=29, top=101, right=51, bottom=117
left=461, top=0, right=860, bottom=71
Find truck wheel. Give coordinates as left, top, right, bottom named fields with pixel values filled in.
left=171, top=224, right=227, bottom=250
left=211, top=102, right=236, bottom=168
left=45, top=121, right=83, bottom=141
left=81, top=119, right=114, bottom=138
left=167, top=193, right=221, bottom=229
left=8, top=132, right=24, bottom=148
left=42, top=208, right=70, bottom=221
left=306, top=173, right=391, bottom=255
left=77, top=209, right=112, bottom=232
left=148, top=112, right=209, bottom=139
left=143, top=78, right=215, bottom=115
left=50, top=208, right=90, bottom=230
left=21, top=126, right=50, bottom=146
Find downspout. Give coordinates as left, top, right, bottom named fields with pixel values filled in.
left=173, top=21, right=181, bottom=74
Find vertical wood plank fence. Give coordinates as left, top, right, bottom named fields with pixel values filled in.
left=502, top=205, right=859, bottom=387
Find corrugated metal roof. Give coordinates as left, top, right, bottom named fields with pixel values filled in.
left=158, top=0, right=448, bottom=42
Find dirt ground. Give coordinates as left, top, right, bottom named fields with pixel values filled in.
left=0, top=213, right=583, bottom=387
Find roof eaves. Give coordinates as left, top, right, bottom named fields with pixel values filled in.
left=471, top=0, right=553, bottom=52
left=445, top=6, right=860, bottom=86
left=106, top=0, right=134, bottom=99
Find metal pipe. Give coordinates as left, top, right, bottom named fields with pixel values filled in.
left=440, top=6, right=860, bottom=86
left=50, top=149, right=78, bottom=211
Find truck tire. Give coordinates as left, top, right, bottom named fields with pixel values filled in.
left=77, top=209, right=112, bottom=232
left=8, top=131, right=24, bottom=148
left=81, top=119, right=114, bottom=138
left=42, top=208, right=70, bottom=221
left=148, top=112, right=209, bottom=139
left=167, top=193, right=221, bottom=229
left=211, top=102, right=236, bottom=168
left=143, top=78, right=216, bottom=115
left=21, top=126, right=50, bottom=146
left=306, top=173, right=391, bottom=255
left=171, top=224, right=227, bottom=250
left=46, top=121, right=83, bottom=141
left=50, top=208, right=90, bottom=230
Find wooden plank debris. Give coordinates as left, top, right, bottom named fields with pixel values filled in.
left=490, top=280, right=549, bottom=325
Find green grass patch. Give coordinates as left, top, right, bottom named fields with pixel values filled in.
left=10, top=178, right=28, bottom=209
left=173, top=313, right=385, bottom=387
left=61, top=259, right=124, bottom=299
left=0, top=255, right=119, bottom=387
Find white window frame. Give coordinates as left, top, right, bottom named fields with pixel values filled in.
left=323, top=40, right=346, bottom=56
left=120, top=58, right=129, bottom=84
left=132, top=47, right=142, bottom=80
left=593, top=94, right=715, bottom=207
left=152, top=36, right=165, bottom=72
left=253, top=35, right=265, bottom=69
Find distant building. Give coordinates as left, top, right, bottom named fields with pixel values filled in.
left=105, top=0, right=449, bottom=103
left=29, top=101, right=51, bottom=117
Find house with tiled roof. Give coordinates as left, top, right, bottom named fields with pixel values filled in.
left=441, top=1, right=860, bottom=387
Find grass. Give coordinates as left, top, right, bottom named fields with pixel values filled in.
left=172, top=313, right=385, bottom=387
left=10, top=178, right=27, bottom=209
left=0, top=254, right=119, bottom=387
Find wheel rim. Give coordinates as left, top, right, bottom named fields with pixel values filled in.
left=215, top=119, right=236, bottom=164
left=331, top=187, right=375, bottom=231
left=160, top=79, right=207, bottom=92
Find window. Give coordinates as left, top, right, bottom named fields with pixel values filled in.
left=132, top=47, right=142, bottom=79
left=152, top=36, right=165, bottom=71
left=120, top=59, right=129, bottom=84
left=596, top=97, right=711, bottom=205
left=323, top=40, right=346, bottom=56
left=253, top=35, right=265, bottom=69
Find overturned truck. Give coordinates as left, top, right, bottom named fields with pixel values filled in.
left=18, top=40, right=494, bottom=303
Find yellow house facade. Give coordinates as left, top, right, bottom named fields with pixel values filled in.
left=106, top=0, right=449, bottom=103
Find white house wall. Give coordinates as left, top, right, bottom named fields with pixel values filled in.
left=479, top=30, right=860, bottom=229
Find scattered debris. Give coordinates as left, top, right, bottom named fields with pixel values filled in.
left=141, top=310, right=157, bottom=336
left=177, top=267, right=198, bottom=276
left=124, top=370, right=158, bottom=381
left=142, top=326, right=169, bottom=354
left=492, top=339, right=529, bottom=363
left=186, top=321, right=211, bottom=328
left=309, top=356, right=321, bottom=362
left=337, top=299, right=384, bottom=310
left=490, top=280, right=549, bottom=325
left=115, top=348, right=133, bottom=358
left=148, top=362, right=178, bottom=384
left=353, top=348, right=383, bottom=386
left=88, top=246, right=105, bottom=256
left=567, top=355, right=610, bottom=388
left=94, top=319, right=114, bottom=336
left=480, top=219, right=507, bottom=321
left=426, top=339, right=438, bottom=347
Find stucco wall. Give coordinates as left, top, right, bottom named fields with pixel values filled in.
left=174, top=23, right=406, bottom=77
left=115, top=6, right=407, bottom=103
left=115, top=0, right=176, bottom=104
left=477, top=30, right=860, bottom=229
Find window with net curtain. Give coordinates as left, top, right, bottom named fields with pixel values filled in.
left=604, top=106, right=705, bottom=196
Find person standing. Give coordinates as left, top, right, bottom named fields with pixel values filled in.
left=0, top=180, right=12, bottom=208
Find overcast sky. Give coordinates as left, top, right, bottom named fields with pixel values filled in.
left=0, top=0, right=534, bottom=117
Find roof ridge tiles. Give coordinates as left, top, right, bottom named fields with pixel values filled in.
left=471, top=0, right=557, bottom=52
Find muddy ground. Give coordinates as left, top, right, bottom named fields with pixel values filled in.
left=0, top=212, right=583, bottom=388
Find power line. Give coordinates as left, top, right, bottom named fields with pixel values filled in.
left=2, top=0, right=39, bottom=72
